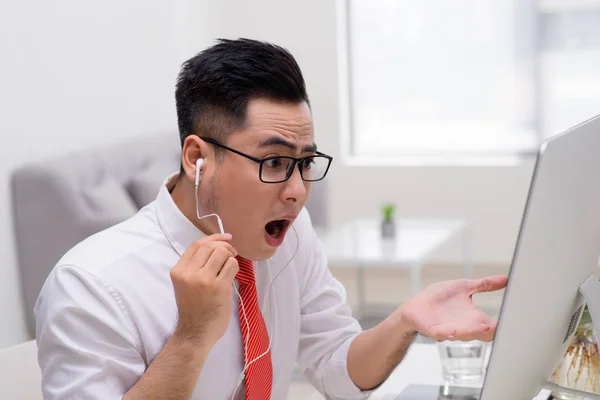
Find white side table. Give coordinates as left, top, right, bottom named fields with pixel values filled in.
left=316, top=218, right=473, bottom=319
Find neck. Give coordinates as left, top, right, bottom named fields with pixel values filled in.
left=170, top=176, right=217, bottom=236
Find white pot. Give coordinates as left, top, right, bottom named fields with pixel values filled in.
left=551, top=335, right=600, bottom=399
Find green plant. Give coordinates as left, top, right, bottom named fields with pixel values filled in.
left=382, top=203, right=395, bottom=222
left=565, top=306, right=599, bottom=384
left=577, top=306, right=594, bottom=338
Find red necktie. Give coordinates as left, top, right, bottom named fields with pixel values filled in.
left=236, top=256, right=273, bottom=399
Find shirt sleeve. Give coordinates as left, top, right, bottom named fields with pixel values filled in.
left=295, top=212, right=374, bottom=400
left=34, top=264, right=145, bottom=400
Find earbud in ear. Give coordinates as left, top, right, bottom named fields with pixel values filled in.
left=195, top=158, right=204, bottom=187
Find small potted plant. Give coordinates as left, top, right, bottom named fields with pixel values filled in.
left=381, top=203, right=396, bottom=238
left=551, top=305, right=600, bottom=399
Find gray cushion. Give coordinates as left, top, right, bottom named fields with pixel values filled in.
left=82, top=176, right=138, bottom=221
left=127, top=163, right=177, bottom=208
left=11, top=134, right=181, bottom=337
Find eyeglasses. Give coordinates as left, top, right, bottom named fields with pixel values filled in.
left=200, top=137, right=333, bottom=183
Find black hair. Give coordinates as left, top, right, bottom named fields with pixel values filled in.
left=175, top=38, right=310, bottom=165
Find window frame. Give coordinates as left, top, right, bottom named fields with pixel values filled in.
left=338, top=0, right=545, bottom=166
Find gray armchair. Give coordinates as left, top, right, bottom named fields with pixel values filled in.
left=11, top=134, right=181, bottom=336
left=11, top=133, right=329, bottom=337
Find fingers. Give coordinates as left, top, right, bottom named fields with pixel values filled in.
left=457, top=313, right=496, bottom=341
left=480, top=322, right=498, bottom=342
left=186, top=239, right=236, bottom=271
left=428, top=310, right=496, bottom=342
left=468, top=275, right=508, bottom=295
left=204, top=246, right=236, bottom=276
left=428, top=325, right=458, bottom=342
left=176, top=233, right=233, bottom=268
left=218, top=257, right=239, bottom=283
left=431, top=321, right=496, bottom=342
left=458, top=324, right=494, bottom=342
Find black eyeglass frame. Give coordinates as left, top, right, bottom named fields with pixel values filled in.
left=200, top=136, right=333, bottom=183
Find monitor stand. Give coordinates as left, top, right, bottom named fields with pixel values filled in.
left=542, top=273, right=600, bottom=400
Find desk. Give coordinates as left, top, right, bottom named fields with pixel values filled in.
left=369, top=343, right=552, bottom=400
left=316, top=218, right=472, bottom=318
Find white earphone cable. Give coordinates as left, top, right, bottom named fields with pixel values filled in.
left=194, top=170, right=300, bottom=399
left=230, top=225, right=299, bottom=400
left=195, top=183, right=225, bottom=234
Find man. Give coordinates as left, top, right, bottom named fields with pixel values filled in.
left=35, top=38, right=507, bottom=399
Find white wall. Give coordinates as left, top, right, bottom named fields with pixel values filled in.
left=0, top=0, right=537, bottom=347
left=199, top=0, right=536, bottom=266
left=0, top=0, right=212, bottom=348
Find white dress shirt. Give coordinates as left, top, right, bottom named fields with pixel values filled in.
left=34, top=174, right=372, bottom=400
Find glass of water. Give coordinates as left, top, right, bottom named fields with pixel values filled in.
left=437, top=340, right=490, bottom=385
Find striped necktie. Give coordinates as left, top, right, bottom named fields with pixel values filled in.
left=235, top=256, right=273, bottom=399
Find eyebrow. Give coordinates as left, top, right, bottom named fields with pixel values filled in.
left=257, top=136, right=318, bottom=153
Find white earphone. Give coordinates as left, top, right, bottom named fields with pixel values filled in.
left=193, top=158, right=256, bottom=398
left=194, top=158, right=224, bottom=234
left=193, top=157, right=300, bottom=399
left=195, top=158, right=204, bottom=187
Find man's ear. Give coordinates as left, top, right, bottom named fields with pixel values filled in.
left=181, top=135, right=208, bottom=183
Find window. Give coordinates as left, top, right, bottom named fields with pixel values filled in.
left=345, top=0, right=600, bottom=161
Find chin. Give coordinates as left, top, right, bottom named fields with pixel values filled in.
left=251, top=246, right=278, bottom=262
left=235, top=240, right=277, bottom=262
left=238, top=222, right=293, bottom=261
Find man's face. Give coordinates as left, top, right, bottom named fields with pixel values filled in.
left=205, top=98, right=315, bottom=260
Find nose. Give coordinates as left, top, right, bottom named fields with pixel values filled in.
left=280, top=163, right=307, bottom=204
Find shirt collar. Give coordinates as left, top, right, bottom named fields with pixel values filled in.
left=156, top=173, right=206, bottom=256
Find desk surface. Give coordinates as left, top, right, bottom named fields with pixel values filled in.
left=316, top=218, right=465, bottom=266
left=369, top=343, right=552, bottom=400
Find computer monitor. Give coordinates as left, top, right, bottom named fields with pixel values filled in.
left=480, top=114, right=600, bottom=400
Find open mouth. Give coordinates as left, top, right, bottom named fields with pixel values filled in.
left=265, top=219, right=291, bottom=239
